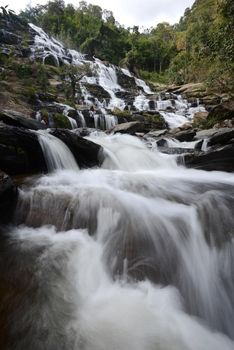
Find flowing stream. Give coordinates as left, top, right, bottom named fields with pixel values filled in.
left=1, top=132, right=234, bottom=350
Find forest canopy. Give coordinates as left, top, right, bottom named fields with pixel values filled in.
left=19, top=0, right=234, bottom=90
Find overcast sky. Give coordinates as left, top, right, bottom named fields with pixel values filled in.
left=2, top=0, right=195, bottom=28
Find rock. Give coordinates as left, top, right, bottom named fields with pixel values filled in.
left=194, top=140, right=203, bottom=151
left=208, top=128, right=234, bottom=147
left=193, top=111, right=209, bottom=125
left=174, top=130, right=196, bottom=142
left=37, top=93, right=57, bottom=103
left=50, top=129, right=102, bottom=168
left=172, top=83, right=206, bottom=95
left=195, top=129, right=219, bottom=140
left=44, top=54, right=59, bottom=67
left=109, top=121, right=144, bottom=135
left=213, top=118, right=234, bottom=128
left=0, top=126, right=47, bottom=175
left=179, top=123, right=193, bottom=130
left=0, top=110, right=47, bottom=130
left=160, top=147, right=195, bottom=155
left=144, top=129, right=168, bottom=139
left=183, top=144, right=234, bottom=172
left=148, top=100, right=156, bottom=110
left=169, top=127, right=181, bottom=135
left=156, top=138, right=168, bottom=147
left=0, top=29, right=21, bottom=45
left=115, top=91, right=133, bottom=99
left=83, top=83, right=111, bottom=99
left=116, top=68, right=137, bottom=91
left=205, top=101, right=234, bottom=128
left=0, top=171, right=18, bottom=224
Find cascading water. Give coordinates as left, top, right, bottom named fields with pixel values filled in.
left=37, top=130, right=79, bottom=171
left=2, top=133, right=234, bottom=350
left=29, top=23, right=208, bottom=131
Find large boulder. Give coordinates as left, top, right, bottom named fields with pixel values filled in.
left=205, top=100, right=234, bottom=128
left=174, top=129, right=196, bottom=142
left=0, top=171, right=18, bottom=224
left=109, top=121, right=145, bottom=135
left=0, top=126, right=47, bottom=175
left=183, top=144, right=234, bottom=172
left=0, top=110, right=46, bottom=130
left=50, top=129, right=102, bottom=168
left=208, top=128, right=234, bottom=147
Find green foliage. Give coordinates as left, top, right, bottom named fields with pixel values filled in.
left=18, top=0, right=233, bottom=93
left=111, top=108, right=132, bottom=118
left=53, top=113, right=71, bottom=129
left=60, top=63, right=91, bottom=102
left=15, top=63, right=33, bottom=79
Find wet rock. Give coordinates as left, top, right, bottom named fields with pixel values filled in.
left=44, top=54, right=59, bottom=67
left=116, top=69, right=137, bottom=91
left=144, top=129, right=167, bottom=139
left=109, top=121, right=145, bottom=135
left=174, top=130, right=196, bottom=142
left=194, top=140, right=203, bottom=151
left=208, top=128, right=234, bottom=147
left=0, top=29, right=21, bottom=45
left=160, top=147, right=194, bottom=155
left=0, top=110, right=46, bottom=130
left=183, top=144, right=234, bottom=172
left=50, top=129, right=102, bottom=168
left=0, top=171, right=18, bottom=224
left=195, top=129, right=218, bottom=140
left=83, top=83, right=111, bottom=99
left=156, top=138, right=168, bottom=147
left=0, top=126, right=47, bottom=175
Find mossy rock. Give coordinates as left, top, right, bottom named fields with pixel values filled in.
left=142, top=112, right=167, bottom=129
left=200, top=101, right=234, bottom=129
left=83, top=83, right=110, bottom=99
left=111, top=108, right=132, bottom=118
left=53, top=113, right=71, bottom=129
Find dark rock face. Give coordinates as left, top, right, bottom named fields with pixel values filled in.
left=182, top=144, right=234, bottom=172
left=0, top=126, right=47, bottom=175
left=0, top=171, right=18, bottom=224
left=116, top=68, right=137, bottom=91
left=44, top=54, right=59, bottom=67
left=83, top=83, right=111, bottom=99
left=0, top=29, right=21, bottom=45
left=208, top=128, right=234, bottom=147
left=0, top=110, right=46, bottom=130
left=174, top=130, right=196, bottom=142
left=50, top=129, right=102, bottom=168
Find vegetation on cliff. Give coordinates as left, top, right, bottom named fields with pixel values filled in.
left=18, top=0, right=233, bottom=93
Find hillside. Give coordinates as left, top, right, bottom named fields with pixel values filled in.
left=18, top=0, right=234, bottom=92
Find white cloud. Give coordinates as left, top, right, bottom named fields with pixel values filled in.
left=1, top=0, right=195, bottom=28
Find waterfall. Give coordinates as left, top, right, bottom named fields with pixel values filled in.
left=68, top=117, right=78, bottom=129
left=2, top=133, right=232, bottom=350
left=29, top=23, right=209, bottom=130
left=37, top=130, right=79, bottom=171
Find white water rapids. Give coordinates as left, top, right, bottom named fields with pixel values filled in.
left=2, top=133, right=234, bottom=350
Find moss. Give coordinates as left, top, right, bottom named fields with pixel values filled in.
left=111, top=108, right=132, bottom=118
left=20, top=86, right=37, bottom=103
left=142, top=112, right=161, bottom=123
left=53, top=113, right=71, bottom=129
left=14, top=63, right=33, bottom=79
